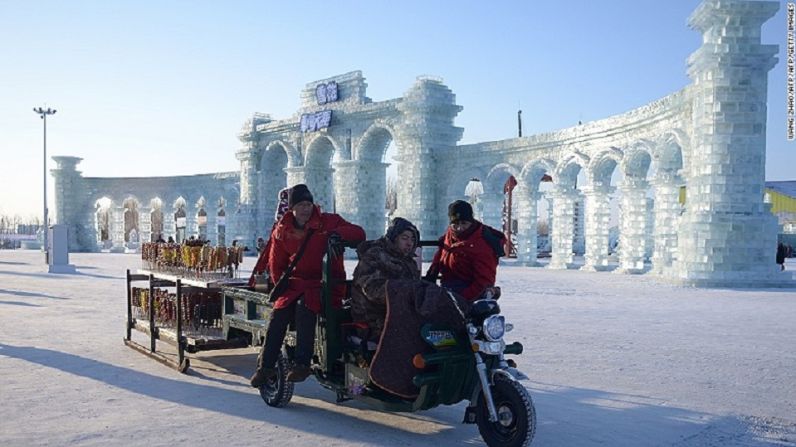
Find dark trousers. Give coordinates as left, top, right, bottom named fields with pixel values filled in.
left=258, top=297, right=317, bottom=370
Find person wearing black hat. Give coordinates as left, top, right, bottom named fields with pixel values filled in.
left=350, top=217, right=421, bottom=341
left=425, top=200, right=505, bottom=301
left=250, top=184, right=365, bottom=387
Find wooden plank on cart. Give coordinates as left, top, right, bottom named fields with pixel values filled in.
left=137, top=270, right=248, bottom=289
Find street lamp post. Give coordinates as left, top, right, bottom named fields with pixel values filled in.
left=33, top=106, right=56, bottom=264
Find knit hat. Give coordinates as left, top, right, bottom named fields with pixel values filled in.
left=288, top=184, right=314, bottom=208
left=385, top=217, right=419, bottom=248
left=448, top=200, right=474, bottom=224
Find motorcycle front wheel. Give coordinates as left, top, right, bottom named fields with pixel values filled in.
left=476, top=374, right=536, bottom=447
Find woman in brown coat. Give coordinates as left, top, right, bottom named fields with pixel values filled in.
left=351, top=217, right=420, bottom=341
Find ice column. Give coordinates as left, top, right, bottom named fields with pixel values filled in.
left=395, top=77, right=463, bottom=258
left=331, top=161, right=359, bottom=225
left=284, top=167, right=307, bottom=189
left=162, top=210, right=175, bottom=242
left=235, top=149, right=258, bottom=249
left=338, top=159, right=389, bottom=239
left=515, top=186, right=540, bottom=266
left=206, top=213, right=217, bottom=244
left=548, top=189, right=578, bottom=269
left=581, top=186, right=612, bottom=271
left=51, top=156, right=85, bottom=251
left=480, top=192, right=504, bottom=231
left=139, top=208, right=151, bottom=244
left=651, top=172, right=682, bottom=275
left=675, top=0, right=780, bottom=285
left=112, top=206, right=125, bottom=249
left=618, top=178, right=649, bottom=273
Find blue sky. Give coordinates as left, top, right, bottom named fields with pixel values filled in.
left=0, top=0, right=791, bottom=219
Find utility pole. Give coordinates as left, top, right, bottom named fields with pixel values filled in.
left=517, top=109, right=523, bottom=138
left=33, top=106, right=56, bottom=264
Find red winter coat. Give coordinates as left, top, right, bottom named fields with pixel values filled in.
left=427, top=221, right=504, bottom=302
left=269, top=205, right=365, bottom=313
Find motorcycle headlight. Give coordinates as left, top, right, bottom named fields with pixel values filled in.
left=483, top=315, right=505, bottom=341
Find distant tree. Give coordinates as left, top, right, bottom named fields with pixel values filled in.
left=12, top=215, right=22, bottom=233
left=0, top=214, right=43, bottom=249
left=385, top=178, right=398, bottom=215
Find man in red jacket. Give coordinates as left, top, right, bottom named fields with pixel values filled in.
left=425, top=200, right=505, bottom=302
left=250, top=184, right=365, bottom=387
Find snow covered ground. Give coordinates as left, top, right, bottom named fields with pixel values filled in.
left=1, top=250, right=795, bottom=446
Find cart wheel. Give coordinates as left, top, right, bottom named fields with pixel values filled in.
left=259, top=351, right=294, bottom=407
left=476, top=374, right=536, bottom=447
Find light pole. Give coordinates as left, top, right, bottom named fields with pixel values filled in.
left=33, top=106, right=56, bottom=263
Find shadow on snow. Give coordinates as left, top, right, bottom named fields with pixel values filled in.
left=1, top=343, right=792, bottom=446
left=0, top=288, right=70, bottom=300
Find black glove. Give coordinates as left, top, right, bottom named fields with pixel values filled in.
left=481, top=286, right=501, bottom=300
left=327, top=232, right=344, bottom=259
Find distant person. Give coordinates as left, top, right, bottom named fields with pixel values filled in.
left=167, top=236, right=175, bottom=244
left=256, top=237, right=266, bottom=255
left=776, top=242, right=787, bottom=271
left=155, top=234, right=165, bottom=243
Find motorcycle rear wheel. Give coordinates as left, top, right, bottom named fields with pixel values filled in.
left=476, top=374, right=536, bottom=447
left=259, top=351, right=294, bottom=407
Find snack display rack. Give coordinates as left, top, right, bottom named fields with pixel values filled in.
left=123, top=267, right=271, bottom=372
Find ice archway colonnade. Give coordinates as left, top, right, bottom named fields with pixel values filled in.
left=52, top=0, right=783, bottom=286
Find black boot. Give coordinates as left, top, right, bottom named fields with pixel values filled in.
left=286, top=364, right=311, bottom=382
left=250, top=349, right=277, bottom=388
left=250, top=367, right=277, bottom=388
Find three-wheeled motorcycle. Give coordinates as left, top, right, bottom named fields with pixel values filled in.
left=257, top=240, right=536, bottom=447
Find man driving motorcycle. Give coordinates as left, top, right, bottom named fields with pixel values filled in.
left=425, top=200, right=504, bottom=301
